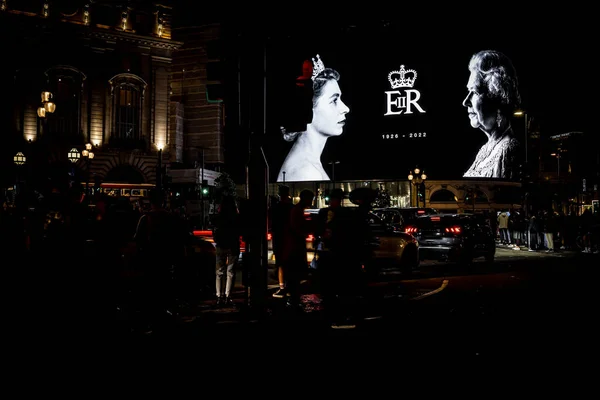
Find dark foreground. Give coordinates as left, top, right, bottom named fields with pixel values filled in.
left=107, top=249, right=600, bottom=357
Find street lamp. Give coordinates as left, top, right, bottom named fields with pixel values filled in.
left=408, top=167, right=427, bottom=207
left=81, top=143, right=94, bottom=197
left=328, top=160, right=340, bottom=188
left=68, top=148, right=80, bottom=163
left=514, top=110, right=528, bottom=164
left=14, top=152, right=26, bottom=196
left=550, top=149, right=564, bottom=181
left=38, top=91, right=56, bottom=118
left=13, top=152, right=26, bottom=166
left=68, top=147, right=80, bottom=185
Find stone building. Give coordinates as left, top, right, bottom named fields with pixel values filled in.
left=1, top=0, right=182, bottom=193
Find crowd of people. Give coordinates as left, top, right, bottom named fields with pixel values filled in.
left=492, top=208, right=599, bottom=253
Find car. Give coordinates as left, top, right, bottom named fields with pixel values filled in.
left=407, top=213, right=496, bottom=265
left=267, top=207, right=420, bottom=276
left=305, top=207, right=420, bottom=276
left=363, top=210, right=420, bottom=276
left=373, top=207, right=438, bottom=233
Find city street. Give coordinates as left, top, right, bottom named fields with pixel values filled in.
left=113, top=247, right=600, bottom=357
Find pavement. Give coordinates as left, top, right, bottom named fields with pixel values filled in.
left=114, top=241, right=593, bottom=337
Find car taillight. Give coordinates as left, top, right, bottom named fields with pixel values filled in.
left=445, top=226, right=462, bottom=234
left=405, top=227, right=418, bottom=234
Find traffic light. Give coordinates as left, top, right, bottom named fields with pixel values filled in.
left=323, top=189, right=330, bottom=205
left=201, top=180, right=209, bottom=197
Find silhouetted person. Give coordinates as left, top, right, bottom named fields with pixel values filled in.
left=270, top=185, right=294, bottom=298
left=133, top=192, right=186, bottom=332
left=281, top=189, right=314, bottom=308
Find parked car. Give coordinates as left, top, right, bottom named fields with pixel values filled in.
left=407, top=213, right=495, bottom=265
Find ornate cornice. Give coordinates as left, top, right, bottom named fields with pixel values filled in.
left=87, top=29, right=183, bottom=50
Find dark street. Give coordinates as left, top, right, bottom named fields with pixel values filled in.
left=109, top=248, right=600, bottom=357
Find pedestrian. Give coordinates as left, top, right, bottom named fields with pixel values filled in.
left=270, top=185, right=294, bottom=298
left=213, top=195, right=242, bottom=306
left=281, top=189, right=314, bottom=309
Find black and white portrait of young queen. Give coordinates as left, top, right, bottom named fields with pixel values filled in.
left=276, top=55, right=350, bottom=183
left=462, top=49, right=522, bottom=180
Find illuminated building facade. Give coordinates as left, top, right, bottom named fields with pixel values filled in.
left=1, top=1, right=183, bottom=192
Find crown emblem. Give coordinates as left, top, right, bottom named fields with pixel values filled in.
left=311, top=54, right=325, bottom=81
left=388, top=65, right=417, bottom=89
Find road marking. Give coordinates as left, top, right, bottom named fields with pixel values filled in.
left=410, top=279, right=449, bottom=301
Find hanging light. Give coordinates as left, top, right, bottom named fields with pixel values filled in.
left=41, top=91, right=52, bottom=102
left=44, top=101, right=56, bottom=113
left=88, top=152, right=95, bottom=160
left=68, top=148, right=80, bottom=163
left=37, top=106, right=46, bottom=118
left=85, top=143, right=92, bottom=151
left=14, top=152, right=26, bottom=165
left=82, top=149, right=89, bottom=157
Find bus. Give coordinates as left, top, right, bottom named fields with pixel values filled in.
left=98, top=182, right=155, bottom=199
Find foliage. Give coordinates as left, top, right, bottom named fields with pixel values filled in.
left=213, top=171, right=238, bottom=202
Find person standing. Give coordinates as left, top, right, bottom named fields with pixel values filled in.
left=543, top=210, right=557, bottom=252
left=497, top=210, right=510, bottom=245
left=281, top=189, right=314, bottom=308
left=213, top=195, right=241, bottom=306
left=133, top=192, right=186, bottom=332
left=270, top=185, right=294, bottom=298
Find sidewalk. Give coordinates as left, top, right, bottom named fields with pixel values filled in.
left=117, top=265, right=439, bottom=335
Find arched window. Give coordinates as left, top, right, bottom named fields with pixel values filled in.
left=45, top=66, right=86, bottom=140
left=109, top=73, right=146, bottom=143
left=430, top=189, right=457, bottom=202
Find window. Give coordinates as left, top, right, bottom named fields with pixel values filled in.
left=115, top=84, right=140, bottom=140
left=45, top=66, right=86, bottom=140
left=109, top=74, right=146, bottom=143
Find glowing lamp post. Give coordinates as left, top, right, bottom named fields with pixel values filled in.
left=408, top=167, right=427, bottom=207
left=514, top=110, right=528, bottom=164
left=81, top=143, right=94, bottom=196
left=38, top=91, right=56, bottom=118
left=14, top=152, right=26, bottom=195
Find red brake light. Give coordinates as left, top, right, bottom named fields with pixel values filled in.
left=445, top=226, right=462, bottom=234
left=430, top=216, right=440, bottom=221
left=417, top=210, right=425, bottom=214
left=193, top=230, right=213, bottom=236
left=405, top=227, right=418, bottom=233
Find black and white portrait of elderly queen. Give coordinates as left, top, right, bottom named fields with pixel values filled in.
left=276, top=54, right=350, bottom=183
left=462, top=49, right=523, bottom=180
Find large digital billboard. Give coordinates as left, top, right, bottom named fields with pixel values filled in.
left=262, top=21, right=588, bottom=184
left=264, top=19, right=590, bottom=182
